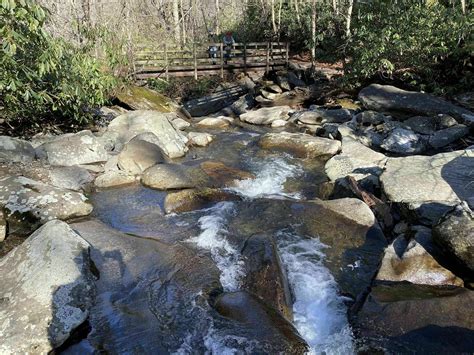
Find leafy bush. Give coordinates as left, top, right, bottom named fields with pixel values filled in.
left=345, top=0, right=472, bottom=92
left=1, top=0, right=118, bottom=128
left=147, top=76, right=224, bottom=101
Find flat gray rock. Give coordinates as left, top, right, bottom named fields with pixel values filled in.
left=240, top=106, right=292, bottom=125
left=117, top=137, right=164, bottom=175
left=36, top=130, right=108, bottom=166
left=0, top=220, right=96, bottom=354
left=47, top=166, right=94, bottom=191
left=0, top=175, right=93, bottom=223
left=0, top=136, right=36, bottom=163
left=106, top=110, right=188, bottom=158
left=359, top=84, right=474, bottom=122
left=428, top=125, right=469, bottom=149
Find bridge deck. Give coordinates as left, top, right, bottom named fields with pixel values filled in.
left=134, top=42, right=289, bottom=80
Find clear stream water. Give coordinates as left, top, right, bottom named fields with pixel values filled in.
left=86, top=130, right=355, bottom=354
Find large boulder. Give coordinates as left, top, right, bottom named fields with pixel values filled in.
left=36, top=130, right=108, bottom=166
left=141, top=164, right=197, bottom=190
left=47, top=166, right=94, bottom=191
left=403, top=115, right=457, bottom=135
left=359, top=84, right=474, bottom=123
left=259, top=132, right=341, bottom=158
left=376, top=228, right=463, bottom=286
left=428, top=125, right=470, bottom=149
left=106, top=110, right=188, bottom=158
left=115, top=86, right=177, bottom=112
left=0, top=136, right=36, bottom=163
left=240, top=106, right=292, bottom=125
left=183, top=85, right=247, bottom=117
left=0, top=176, right=93, bottom=224
left=0, top=220, right=96, bottom=354
left=381, top=149, right=474, bottom=213
left=355, top=283, right=474, bottom=353
left=117, top=137, right=164, bottom=175
left=433, top=204, right=474, bottom=273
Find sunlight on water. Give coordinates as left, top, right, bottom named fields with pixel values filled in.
left=277, top=230, right=355, bottom=355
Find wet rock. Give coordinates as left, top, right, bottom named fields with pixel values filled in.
left=317, top=123, right=340, bottom=139
left=196, top=116, right=233, bottom=128
left=214, top=292, right=308, bottom=354
left=106, top=110, right=188, bottom=158
left=0, top=176, right=93, bottom=225
left=355, top=283, right=474, bottom=354
left=36, top=130, right=108, bottom=166
left=355, top=111, right=386, bottom=126
left=433, top=204, right=474, bottom=273
left=381, top=128, right=426, bottom=154
left=259, top=132, right=341, bottom=158
left=187, top=132, right=214, bottom=147
left=381, top=149, right=473, bottom=208
left=115, top=86, right=177, bottom=112
left=141, top=164, right=197, bottom=190
left=240, top=106, right=292, bottom=125
left=117, top=137, right=164, bottom=175
left=241, top=234, right=293, bottom=320
left=359, top=84, right=474, bottom=122
left=0, top=210, right=6, bottom=242
left=428, top=125, right=469, bottom=149
left=184, top=85, right=247, bottom=117
left=164, top=188, right=240, bottom=214
left=325, top=136, right=387, bottom=187
left=200, top=161, right=255, bottom=187
left=47, top=166, right=94, bottom=191
left=376, top=229, right=463, bottom=286
left=0, top=220, right=96, bottom=354
left=220, top=93, right=255, bottom=116
left=311, top=198, right=377, bottom=228
left=0, top=136, right=36, bottom=163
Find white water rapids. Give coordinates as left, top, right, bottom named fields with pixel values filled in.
left=188, top=156, right=354, bottom=354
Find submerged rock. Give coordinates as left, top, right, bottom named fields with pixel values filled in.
left=36, top=130, right=108, bottom=166
left=164, top=188, right=240, bottom=214
left=240, top=106, right=292, bottom=125
left=259, top=132, right=341, bottom=158
left=117, top=137, right=164, bottom=175
left=0, top=175, right=93, bottom=225
left=355, top=283, right=474, bottom=354
left=433, top=204, right=474, bottom=273
left=214, top=292, right=308, bottom=354
left=0, top=136, right=36, bottom=163
left=376, top=229, right=463, bottom=286
left=106, top=110, right=188, bottom=158
left=359, top=84, right=474, bottom=122
left=0, top=220, right=96, bottom=354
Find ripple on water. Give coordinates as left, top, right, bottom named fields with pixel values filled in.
left=277, top=230, right=355, bottom=355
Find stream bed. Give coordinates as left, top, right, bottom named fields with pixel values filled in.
left=64, top=128, right=385, bottom=354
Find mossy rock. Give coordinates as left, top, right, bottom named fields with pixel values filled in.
left=116, top=86, right=177, bottom=112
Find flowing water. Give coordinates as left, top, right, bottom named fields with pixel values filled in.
left=74, top=129, right=362, bottom=354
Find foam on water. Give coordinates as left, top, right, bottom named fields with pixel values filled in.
left=188, top=202, right=244, bottom=292
left=230, top=155, right=303, bottom=199
left=277, top=230, right=355, bottom=355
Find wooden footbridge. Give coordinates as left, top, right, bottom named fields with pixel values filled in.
left=134, top=42, right=289, bottom=80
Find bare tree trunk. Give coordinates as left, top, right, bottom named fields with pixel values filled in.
left=345, top=0, right=354, bottom=37
left=460, top=0, right=466, bottom=14
left=294, top=0, right=302, bottom=26
left=271, top=0, right=277, bottom=35
left=311, top=0, right=316, bottom=63
left=172, top=0, right=180, bottom=44
left=215, top=0, right=220, bottom=35
left=332, top=0, right=339, bottom=15
left=180, top=0, right=187, bottom=45
left=277, top=0, right=283, bottom=39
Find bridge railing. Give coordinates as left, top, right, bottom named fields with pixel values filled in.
left=133, top=42, right=289, bottom=80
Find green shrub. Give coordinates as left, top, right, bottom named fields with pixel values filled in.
left=345, top=0, right=472, bottom=92
left=0, top=0, right=118, bottom=128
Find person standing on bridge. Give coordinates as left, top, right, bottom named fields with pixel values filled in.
left=222, top=31, right=235, bottom=64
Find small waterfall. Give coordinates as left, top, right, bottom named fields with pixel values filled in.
left=188, top=202, right=244, bottom=292
left=229, top=155, right=303, bottom=199
left=277, top=230, right=354, bottom=355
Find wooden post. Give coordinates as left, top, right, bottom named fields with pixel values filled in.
left=220, top=43, right=224, bottom=79
left=164, top=43, right=169, bottom=80
left=193, top=43, right=198, bottom=80
left=266, top=42, right=270, bottom=73
left=243, top=43, right=247, bottom=74
left=285, top=42, right=289, bottom=68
